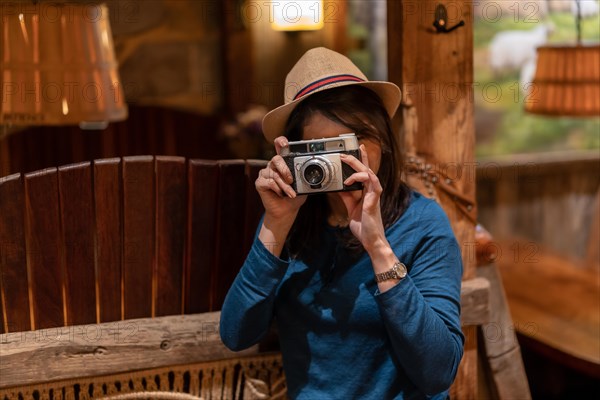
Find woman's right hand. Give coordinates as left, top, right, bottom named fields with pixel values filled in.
left=256, top=136, right=306, bottom=257
left=256, top=136, right=307, bottom=221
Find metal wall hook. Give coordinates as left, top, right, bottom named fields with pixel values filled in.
left=433, top=4, right=465, bottom=33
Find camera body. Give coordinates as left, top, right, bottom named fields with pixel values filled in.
left=280, top=133, right=363, bottom=195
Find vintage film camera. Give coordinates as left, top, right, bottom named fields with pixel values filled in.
left=280, top=133, right=363, bottom=195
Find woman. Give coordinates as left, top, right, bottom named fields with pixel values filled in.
left=220, top=47, right=464, bottom=400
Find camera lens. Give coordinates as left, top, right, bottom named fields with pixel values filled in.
left=303, top=164, right=325, bottom=185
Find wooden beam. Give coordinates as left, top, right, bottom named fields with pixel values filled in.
left=477, top=263, right=531, bottom=400
left=0, top=312, right=258, bottom=389
left=388, top=1, right=478, bottom=398
left=221, top=0, right=254, bottom=115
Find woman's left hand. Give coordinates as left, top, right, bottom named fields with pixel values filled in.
left=339, top=144, right=387, bottom=253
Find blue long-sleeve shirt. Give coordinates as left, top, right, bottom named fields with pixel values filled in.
left=220, top=191, right=464, bottom=399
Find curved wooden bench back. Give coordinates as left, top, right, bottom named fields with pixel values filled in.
left=0, top=156, right=266, bottom=333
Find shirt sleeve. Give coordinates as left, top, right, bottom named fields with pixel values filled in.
left=375, top=200, right=465, bottom=395
left=219, top=232, right=290, bottom=351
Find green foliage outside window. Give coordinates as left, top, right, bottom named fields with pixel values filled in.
left=474, top=6, right=600, bottom=156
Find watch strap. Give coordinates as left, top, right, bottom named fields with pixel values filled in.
left=375, top=261, right=407, bottom=283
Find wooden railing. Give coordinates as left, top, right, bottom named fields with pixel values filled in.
left=476, top=150, right=599, bottom=264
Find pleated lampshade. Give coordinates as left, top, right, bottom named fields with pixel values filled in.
left=524, top=45, right=600, bottom=117
left=0, top=2, right=128, bottom=126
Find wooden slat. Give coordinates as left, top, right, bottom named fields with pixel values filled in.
left=122, top=156, right=155, bottom=319
left=213, top=160, right=247, bottom=310
left=243, top=160, right=267, bottom=251
left=0, top=136, right=10, bottom=177
left=0, top=312, right=258, bottom=389
left=94, top=158, right=123, bottom=322
left=23, top=168, right=64, bottom=329
left=0, top=174, right=31, bottom=333
left=58, top=162, right=96, bottom=325
left=0, top=284, right=4, bottom=334
left=185, top=160, right=219, bottom=314
left=155, top=156, right=186, bottom=316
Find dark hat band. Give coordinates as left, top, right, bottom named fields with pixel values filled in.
left=293, top=74, right=365, bottom=101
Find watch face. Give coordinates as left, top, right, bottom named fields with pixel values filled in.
left=393, top=262, right=407, bottom=279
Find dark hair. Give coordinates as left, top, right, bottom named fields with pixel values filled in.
left=284, top=85, right=412, bottom=257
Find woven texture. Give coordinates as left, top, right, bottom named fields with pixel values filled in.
left=0, top=353, right=286, bottom=400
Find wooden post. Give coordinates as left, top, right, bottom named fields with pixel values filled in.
left=221, top=0, right=254, bottom=115
left=388, top=1, right=477, bottom=398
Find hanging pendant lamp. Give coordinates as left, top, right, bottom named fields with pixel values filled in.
left=525, top=0, right=600, bottom=117
left=1, top=2, right=128, bottom=127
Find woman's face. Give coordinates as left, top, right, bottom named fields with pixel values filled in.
left=301, top=111, right=382, bottom=174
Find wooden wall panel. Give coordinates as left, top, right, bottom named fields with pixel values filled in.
left=0, top=174, right=31, bottom=332
left=23, top=169, right=64, bottom=329
left=122, top=156, right=155, bottom=319
left=94, top=159, right=123, bottom=322
left=58, top=162, right=97, bottom=325
left=185, top=160, right=219, bottom=314
left=0, top=106, right=231, bottom=178
left=212, top=161, right=247, bottom=310
left=155, top=157, right=187, bottom=316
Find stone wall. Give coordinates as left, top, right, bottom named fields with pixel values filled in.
left=105, top=0, right=344, bottom=115
left=106, top=0, right=224, bottom=115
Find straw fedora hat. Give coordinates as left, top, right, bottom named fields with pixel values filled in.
left=261, top=47, right=401, bottom=142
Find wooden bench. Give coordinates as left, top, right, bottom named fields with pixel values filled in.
left=0, top=156, right=493, bottom=399
left=0, top=156, right=286, bottom=399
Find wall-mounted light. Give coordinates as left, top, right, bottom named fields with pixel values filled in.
left=270, top=0, right=324, bottom=31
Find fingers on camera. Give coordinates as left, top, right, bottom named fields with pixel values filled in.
left=274, top=136, right=289, bottom=155
left=340, top=153, right=367, bottom=172
left=258, top=167, right=295, bottom=199
left=360, top=144, right=369, bottom=168
left=344, top=171, right=370, bottom=186
left=270, top=155, right=293, bottom=184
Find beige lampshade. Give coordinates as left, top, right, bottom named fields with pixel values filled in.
left=1, top=2, right=128, bottom=126
left=525, top=45, right=600, bottom=116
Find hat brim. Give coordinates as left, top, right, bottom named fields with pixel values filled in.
left=261, top=81, right=401, bottom=143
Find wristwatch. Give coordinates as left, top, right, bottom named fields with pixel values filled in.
left=375, top=261, right=408, bottom=283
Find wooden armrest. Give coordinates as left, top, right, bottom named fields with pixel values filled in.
left=0, top=312, right=258, bottom=388
left=461, top=277, right=491, bottom=326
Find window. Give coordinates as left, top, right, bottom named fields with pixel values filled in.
left=473, top=1, right=600, bottom=156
